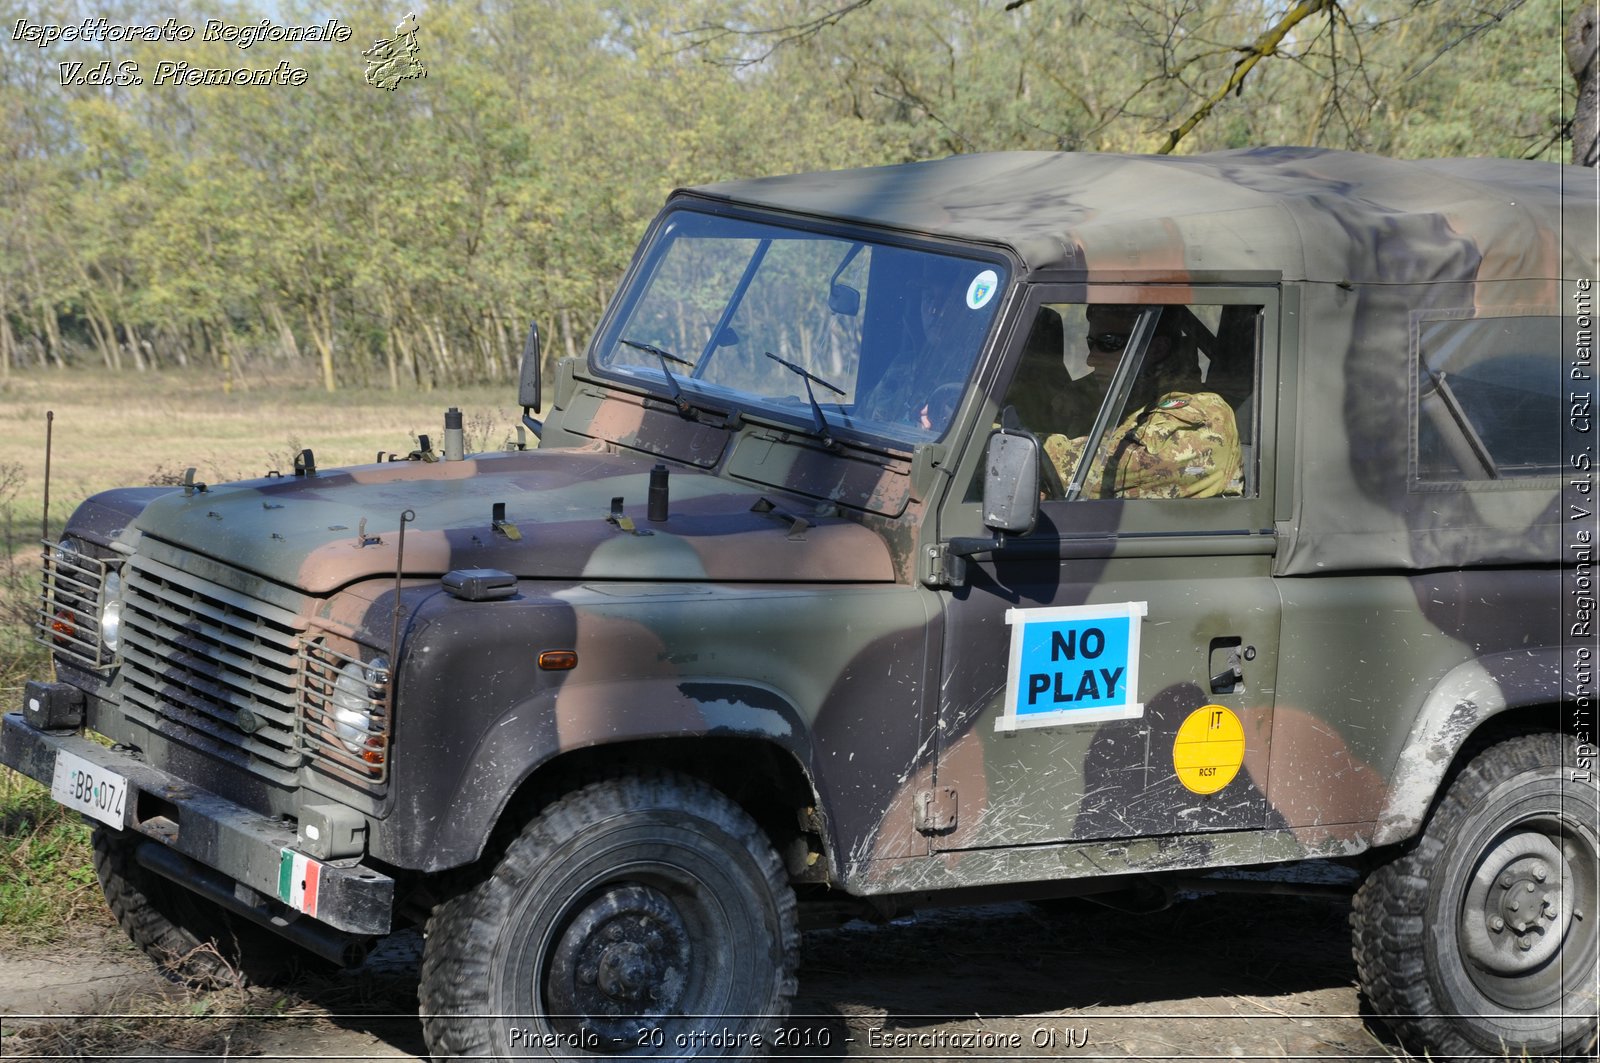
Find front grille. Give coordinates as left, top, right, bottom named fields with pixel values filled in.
left=36, top=541, right=118, bottom=672
left=118, top=553, right=305, bottom=785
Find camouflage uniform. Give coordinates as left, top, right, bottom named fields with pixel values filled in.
left=1043, top=389, right=1242, bottom=499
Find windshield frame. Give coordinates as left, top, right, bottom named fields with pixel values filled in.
left=585, top=199, right=1016, bottom=451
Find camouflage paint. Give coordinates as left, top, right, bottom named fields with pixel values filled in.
left=127, top=448, right=897, bottom=592
left=8, top=147, right=1588, bottom=920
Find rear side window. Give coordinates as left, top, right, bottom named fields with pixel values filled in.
left=1413, top=313, right=1562, bottom=485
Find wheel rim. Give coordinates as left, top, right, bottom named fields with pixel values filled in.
left=1457, top=813, right=1600, bottom=1011
left=545, top=884, right=694, bottom=1046
left=476, top=790, right=791, bottom=1057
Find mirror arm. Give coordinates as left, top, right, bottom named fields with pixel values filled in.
left=948, top=532, right=1006, bottom=558
left=521, top=409, right=544, bottom=440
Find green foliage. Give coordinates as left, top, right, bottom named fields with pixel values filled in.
left=0, top=456, right=96, bottom=943
left=0, top=769, right=102, bottom=945
left=0, top=0, right=1578, bottom=393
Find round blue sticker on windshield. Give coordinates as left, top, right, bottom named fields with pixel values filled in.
left=966, top=269, right=999, bottom=310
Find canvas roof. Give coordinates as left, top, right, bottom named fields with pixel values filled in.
left=685, top=147, right=1595, bottom=285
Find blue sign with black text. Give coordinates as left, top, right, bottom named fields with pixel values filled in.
left=1000, top=602, right=1147, bottom=731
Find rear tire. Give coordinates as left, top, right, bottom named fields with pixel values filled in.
left=1352, top=733, right=1599, bottom=1060
left=92, top=825, right=313, bottom=987
left=419, top=772, right=799, bottom=1059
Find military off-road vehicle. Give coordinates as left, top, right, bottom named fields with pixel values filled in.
left=5, top=147, right=1596, bottom=1061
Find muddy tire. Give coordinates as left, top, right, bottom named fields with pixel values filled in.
left=419, top=773, right=798, bottom=1060
left=91, top=825, right=310, bottom=987
left=1351, top=733, right=1599, bottom=1060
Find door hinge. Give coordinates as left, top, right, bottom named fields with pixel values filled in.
left=915, top=787, right=958, bottom=834
left=921, top=543, right=968, bottom=588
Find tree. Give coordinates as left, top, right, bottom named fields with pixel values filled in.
left=685, top=0, right=1575, bottom=162
left=0, top=0, right=1580, bottom=385
left=1570, top=5, right=1598, bottom=165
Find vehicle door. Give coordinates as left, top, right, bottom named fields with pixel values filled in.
left=931, top=284, right=1284, bottom=850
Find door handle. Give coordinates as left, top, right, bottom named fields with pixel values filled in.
left=1210, top=660, right=1242, bottom=693
left=1208, top=637, right=1248, bottom=695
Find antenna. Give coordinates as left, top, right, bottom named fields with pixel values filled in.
left=41, top=411, right=53, bottom=543
left=387, top=508, right=416, bottom=722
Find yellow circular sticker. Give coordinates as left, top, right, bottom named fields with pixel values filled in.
left=1173, top=705, right=1245, bottom=795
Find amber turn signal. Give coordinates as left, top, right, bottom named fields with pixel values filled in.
left=538, top=650, right=578, bottom=671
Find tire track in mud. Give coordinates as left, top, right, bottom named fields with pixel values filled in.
left=1, top=890, right=1392, bottom=1060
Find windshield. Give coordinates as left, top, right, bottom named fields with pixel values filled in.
left=592, top=209, right=1008, bottom=446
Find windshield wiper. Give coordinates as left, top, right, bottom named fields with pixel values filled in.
left=765, top=352, right=845, bottom=448
left=621, top=338, right=696, bottom=416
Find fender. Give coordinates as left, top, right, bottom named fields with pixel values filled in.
left=375, top=579, right=931, bottom=872
left=1372, top=647, right=1564, bottom=846
left=59, top=488, right=172, bottom=549
left=397, top=677, right=821, bottom=871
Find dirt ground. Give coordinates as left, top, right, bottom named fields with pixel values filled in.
left=0, top=887, right=1406, bottom=1062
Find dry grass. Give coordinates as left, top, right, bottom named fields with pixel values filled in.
left=1, top=975, right=269, bottom=1059
left=0, top=366, right=523, bottom=951
left=0, top=366, right=519, bottom=541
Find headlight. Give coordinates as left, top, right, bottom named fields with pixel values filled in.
left=41, top=536, right=120, bottom=670
left=299, top=641, right=393, bottom=783
left=99, top=569, right=124, bottom=653
left=331, top=656, right=388, bottom=754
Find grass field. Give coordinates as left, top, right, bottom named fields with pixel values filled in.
left=0, top=366, right=526, bottom=947
left=0, top=367, right=519, bottom=542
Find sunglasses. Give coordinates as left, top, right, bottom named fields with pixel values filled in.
left=1086, top=332, right=1131, bottom=354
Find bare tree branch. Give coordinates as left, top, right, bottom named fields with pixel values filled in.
left=1319, top=2, right=1382, bottom=147
left=1156, top=0, right=1338, bottom=155
left=680, top=0, right=878, bottom=67
left=871, top=87, right=975, bottom=152
left=1404, top=0, right=1528, bottom=84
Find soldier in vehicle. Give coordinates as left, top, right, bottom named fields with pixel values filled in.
left=867, top=265, right=989, bottom=434
left=909, top=286, right=963, bottom=429
left=1042, top=304, right=1242, bottom=499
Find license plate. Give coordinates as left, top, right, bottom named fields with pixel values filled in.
left=50, top=750, right=128, bottom=829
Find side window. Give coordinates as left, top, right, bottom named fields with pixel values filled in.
left=999, top=302, right=1261, bottom=500
left=1414, top=313, right=1562, bottom=484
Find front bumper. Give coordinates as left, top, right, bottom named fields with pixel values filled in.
left=1, top=708, right=394, bottom=936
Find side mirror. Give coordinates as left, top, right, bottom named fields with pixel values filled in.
left=983, top=429, right=1040, bottom=535
left=518, top=322, right=542, bottom=412
left=828, top=283, right=861, bottom=317
left=945, top=429, right=1041, bottom=566
left=518, top=323, right=543, bottom=439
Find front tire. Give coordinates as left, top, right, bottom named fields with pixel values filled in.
left=92, top=825, right=312, bottom=987
left=419, top=773, right=799, bottom=1059
left=1352, top=733, right=1599, bottom=1060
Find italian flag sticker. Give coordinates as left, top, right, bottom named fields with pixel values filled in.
left=278, top=848, right=321, bottom=917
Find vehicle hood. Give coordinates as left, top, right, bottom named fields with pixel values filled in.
left=127, top=448, right=896, bottom=593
